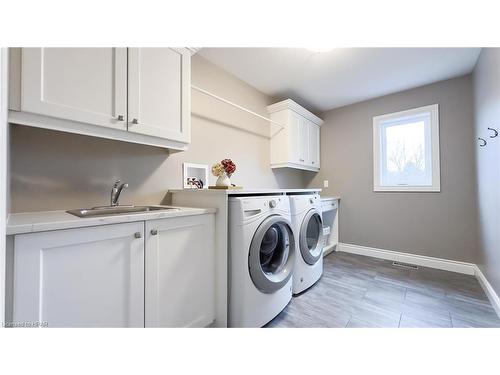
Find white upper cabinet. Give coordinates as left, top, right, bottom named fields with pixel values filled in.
left=298, top=116, right=309, bottom=164
left=267, top=99, right=323, bottom=172
left=128, top=48, right=190, bottom=143
left=21, top=48, right=127, bottom=131
left=9, top=47, right=191, bottom=151
left=308, top=119, right=320, bottom=168
left=288, top=111, right=302, bottom=164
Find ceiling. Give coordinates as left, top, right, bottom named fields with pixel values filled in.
left=198, top=48, right=482, bottom=113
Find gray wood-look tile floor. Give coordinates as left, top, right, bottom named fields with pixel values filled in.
left=266, top=252, right=500, bottom=328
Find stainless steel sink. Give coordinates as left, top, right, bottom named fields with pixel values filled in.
left=66, top=205, right=180, bottom=218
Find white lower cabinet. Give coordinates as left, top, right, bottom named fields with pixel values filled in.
left=145, top=214, right=215, bottom=327
left=11, top=213, right=216, bottom=328
left=13, top=222, right=145, bottom=328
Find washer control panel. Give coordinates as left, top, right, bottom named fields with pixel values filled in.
left=309, top=194, right=319, bottom=205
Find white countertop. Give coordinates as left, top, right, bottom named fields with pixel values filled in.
left=6, top=206, right=216, bottom=235
left=169, top=188, right=322, bottom=195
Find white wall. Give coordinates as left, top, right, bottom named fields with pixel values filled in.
left=473, top=48, right=500, bottom=295
left=0, top=48, right=8, bottom=324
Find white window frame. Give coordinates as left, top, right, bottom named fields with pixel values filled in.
left=373, top=104, right=440, bottom=192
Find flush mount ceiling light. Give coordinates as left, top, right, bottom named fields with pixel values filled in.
left=305, top=47, right=335, bottom=53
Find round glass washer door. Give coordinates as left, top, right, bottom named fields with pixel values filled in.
left=248, top=215, right=296, bottom=294
left=299, top=209, right=324, bottom=265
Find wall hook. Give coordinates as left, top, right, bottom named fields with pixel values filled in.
left=488, top=127, right=498, bottom=138
left=478, top=137, right=487, bottom=147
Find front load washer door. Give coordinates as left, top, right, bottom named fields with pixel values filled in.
left=299, top=209, right=324, bottom=265
left=248, top=215, right=295, bottom=294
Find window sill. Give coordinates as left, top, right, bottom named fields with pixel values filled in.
left=374, top=186, right=441, bottom=192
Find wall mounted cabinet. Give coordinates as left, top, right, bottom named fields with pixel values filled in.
left=20, top=48, right=128, bottom=132
left=267, top=99, right=323, bottom=172
left=8, top=47, right=191, bottom=151
left=127, top=48, right=190, bottom=143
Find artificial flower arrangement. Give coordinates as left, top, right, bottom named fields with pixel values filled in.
left=212, top=159, right=236, bottom=186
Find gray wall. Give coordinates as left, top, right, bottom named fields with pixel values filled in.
left=305, top=75, right=478, bottom=263
left=9, top=55, right=304, bottom=212
left=472, top=49, right=500, bottom=294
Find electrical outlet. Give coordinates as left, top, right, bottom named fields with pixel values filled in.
left=323, top=180, right=329, bottom=188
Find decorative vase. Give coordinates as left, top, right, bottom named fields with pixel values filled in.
left=216, top=173, right=231, bottom=187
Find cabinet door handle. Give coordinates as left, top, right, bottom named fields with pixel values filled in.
left=116, top=115, right=124, bottom=121
left=134, top=232, right=142, bottom=239
left=151, top=229, right=158, bottom=236
left=312, top=161, right=315, bottom=164
left=131, top=118, right=139, bottom=125
left=299, top=158, right=305, bottom=162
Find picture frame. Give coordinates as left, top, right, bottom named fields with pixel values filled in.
left=182, top=163, right=209, bottom=189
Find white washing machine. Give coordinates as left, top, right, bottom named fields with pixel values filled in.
left=289, top=193, right=324, bottom=294
left=228, top=195, right=296, bottom=327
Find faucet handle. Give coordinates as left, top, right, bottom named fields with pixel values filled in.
left=113, top=180, right=121, bottom=188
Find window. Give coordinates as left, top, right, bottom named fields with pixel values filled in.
left=373, top=104, right=440, bottom=192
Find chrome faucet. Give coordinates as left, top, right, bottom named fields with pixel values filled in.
left=110, top=180, right=128, bottom=207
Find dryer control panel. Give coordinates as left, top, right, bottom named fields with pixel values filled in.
left=289, top=193, right=322, bottom=215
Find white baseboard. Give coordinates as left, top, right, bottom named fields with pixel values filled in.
left=338, top=242, right=500, bottom=318
left=474, top=266, right=500, bottom=318
left=322, top=243, right=337, bottom=257
left=338, top=242, right=476, bottom=275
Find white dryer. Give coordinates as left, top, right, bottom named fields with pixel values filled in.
left=228, top=195, right=296, bottom=327
left=289, top=193, right=324, bottom=294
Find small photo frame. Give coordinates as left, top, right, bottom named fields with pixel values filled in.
left=183, top=163, right=209, bottom=189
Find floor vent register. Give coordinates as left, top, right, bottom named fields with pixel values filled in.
left=392, top=261, right=419, bottom=270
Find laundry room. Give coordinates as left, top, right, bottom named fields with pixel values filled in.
left=1, top=1, right=499, bottom=374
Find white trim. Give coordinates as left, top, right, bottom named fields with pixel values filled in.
left=271, top=162, right=319, bottom=172
left=373, top=104, right=441, bottom=192
left=474, top=266, right=500, bottom=318
left=323, top=243, right=337, bottom=257
left=338, top=242, right=476, bottom=275
left=0, top=48, right=8, bottom=324
left=8, top=111, right=188, bottom=151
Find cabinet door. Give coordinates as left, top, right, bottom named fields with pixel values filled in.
left=288, top=112, right=302, bottom=164
left=21, top=48, right=127, bottom=130
left=145, top=214, right=215, bottom=327
left=308, top=122, right=320, bottom=168
left=298, top=117, right=309, bottom=165
left=13, top=222, right=144, bottom=327
left=128, top=48, right=191, bottom=143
